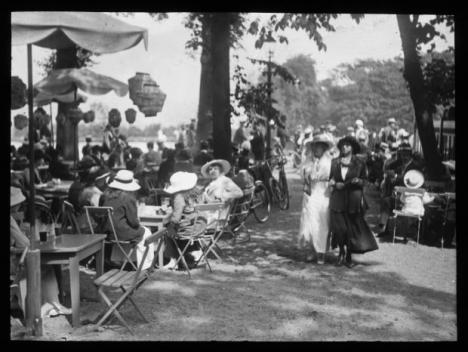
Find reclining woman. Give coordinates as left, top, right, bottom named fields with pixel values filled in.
left=100, top=170, right=155, bottom=270
left=200, top=159, right=243, bottom=226
left=162, top=171, right=205, bottom=270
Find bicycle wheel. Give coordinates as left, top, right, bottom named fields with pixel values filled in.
left=278, top=169, right=290, bottom=210
left=252, top=182, right=271, bottom=223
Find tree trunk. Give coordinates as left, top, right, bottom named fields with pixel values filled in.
left=196, top=18, right=214, bottom=148
left=55, top=47, right=80, bottom=162
left=211, top=13, right=232, bottom=162
left=396, top=15, right=445, bottom=180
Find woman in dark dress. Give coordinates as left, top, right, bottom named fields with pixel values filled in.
left=329, top=136, right=378, bottom=268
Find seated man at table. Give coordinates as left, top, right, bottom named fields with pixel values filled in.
left=23, top=149, right=49, bottom=188
left=68, top=159, right=106, bottom=232
left=10, top=187, right=71, bottom=319
left=100, top=170, right=154, bottom=270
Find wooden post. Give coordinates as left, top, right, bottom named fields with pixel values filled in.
left=25, top=249, right=42, bottom=336
left=25, top=43, right=43, bottom=337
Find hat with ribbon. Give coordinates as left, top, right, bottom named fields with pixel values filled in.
left=201, top=159, right=231, bottom=178
left=108, top=170, right=140, bottom=192
left=404, top=170, right=424, bottom=189
left=164, top=172, right=198, bottom=194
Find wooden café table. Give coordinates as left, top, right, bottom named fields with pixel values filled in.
left=15, top=234, right=107, bottom=327
left=36, top=180, right=73, bottom=198
left=138, top=205, right=171, bottom=268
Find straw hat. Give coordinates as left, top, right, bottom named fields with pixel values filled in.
left=10, top=187, right=26, bottom=207
left=201, top=159, right=231, bottom=178
left=164, top=172, right=198, bottom=194
left=388, top=117, right=396, bottom=124
left=404, top=170, right=424, bottom=189
left=306, top=134, right=333, bottom=150
left=355, top=119, right=364, bottom=127
left=108, top=170, right=140, bottom=192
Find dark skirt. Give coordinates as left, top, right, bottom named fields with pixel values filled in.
left=330, top=210, right=378, bottom=254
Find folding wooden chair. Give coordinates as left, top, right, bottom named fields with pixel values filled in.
left=84, top=206, right=139, bottom=271
left=61, top=200, right=81, bottom=234
left=170, top=202, right=226, bottom=278
left=93, top=228, right=165, bottom=334
left=227, top=186, right=255, bottom=244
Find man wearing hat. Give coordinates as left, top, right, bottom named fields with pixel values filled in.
left=100, top=170, right=154, bottom=270
left=82, top=135, right=93, bottom=157
left=355, top=119, right=369, bottom=147
left=379, top=118, right=398, bottom=144
left=377, top=142, right=424, bottom=236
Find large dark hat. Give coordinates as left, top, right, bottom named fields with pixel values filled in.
left=337, top=136, right=361, bottom=155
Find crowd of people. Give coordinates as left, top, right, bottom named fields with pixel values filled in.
left=10, top=113, right=455, bottom=322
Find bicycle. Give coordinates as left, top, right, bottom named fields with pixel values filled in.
left=265, top=153, right=290, bottom=210
left=244, top=165, right=271, bottom=223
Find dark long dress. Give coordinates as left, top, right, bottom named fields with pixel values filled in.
left=329, top=156, right=378, bottom=254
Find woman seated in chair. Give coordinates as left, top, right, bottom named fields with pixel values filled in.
left=200, top=159, right=243, bottom=225
left=162, top=171, right=205, bottom=270
left=10, top=187, right=71, bottom=319
left=100, top=170, right=155, bottom=270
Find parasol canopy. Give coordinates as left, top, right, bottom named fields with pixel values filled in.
left=11, top=11, right=148, bottom=54
left=34, top=90, right=88, bottom=106
left=34, top=68, right=128, bottom=98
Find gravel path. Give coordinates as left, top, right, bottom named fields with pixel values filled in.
left=16, top=163, right=456, bottom=341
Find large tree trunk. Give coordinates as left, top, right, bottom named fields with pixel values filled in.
left=196, top=17, right=213, bottom=147
left=211, top=13, right=232, bottom=162
left=55, top=47, right=80, bottom=162
left=396, top=15, right=445, bottom=180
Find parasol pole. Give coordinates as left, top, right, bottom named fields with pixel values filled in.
left=74, top=85, right=78, bottom=169
left=49, top=103, right=54, bottom=148
left=25, top=43, right=43, bottom=337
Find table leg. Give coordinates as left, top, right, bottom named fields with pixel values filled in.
left=95, top=241, right=104, bottom=278
left=69, top=257, right=80, bottom=327
left=53, top=265, right=64, bottom=304
left=158, top=239, right=165, bottom=268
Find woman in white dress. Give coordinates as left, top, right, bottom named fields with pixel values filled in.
left=298, top=134, right=333, bottom=264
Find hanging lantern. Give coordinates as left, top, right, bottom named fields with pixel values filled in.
left=108, top=108, right=122, bottom=128
left=83, top=110, right=95, bottom=123
left=128, top=72, right=167, bottom=117
left=67, top=108, right=84, bottom=124
left=125, top=108, right=137, bottom=124
left=14, top=114, right=28, bottom=130
left=56, top=113, right=66, bottom=126
left=11, top=76, right=27, bottom=110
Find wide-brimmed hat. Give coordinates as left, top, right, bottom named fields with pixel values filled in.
left=404, top=170, right=424, bottom=189
left=164, top=172, right=198, bottom=194
left=388, top=117, right=396, bottom=124
left=337, top=136, right=361, bottom=155
left=201, top=159, right=231, bottom=178
left=10, top=187, right=26, bottom=207
left=108, top=170, right=140, bottom=192
left=355, top=119, right=364, bottom=127
left=306, top=134, right=333, bottom=150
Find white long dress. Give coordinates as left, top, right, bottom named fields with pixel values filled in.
left=298, top=155, right=332, bottom=254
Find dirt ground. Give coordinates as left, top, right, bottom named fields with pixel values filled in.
left=13, top=163, right=457, bottom=341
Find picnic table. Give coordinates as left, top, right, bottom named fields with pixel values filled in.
left=12, top=234, right=106, bottom=327
left=138, top=204, right=171, bottom=268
